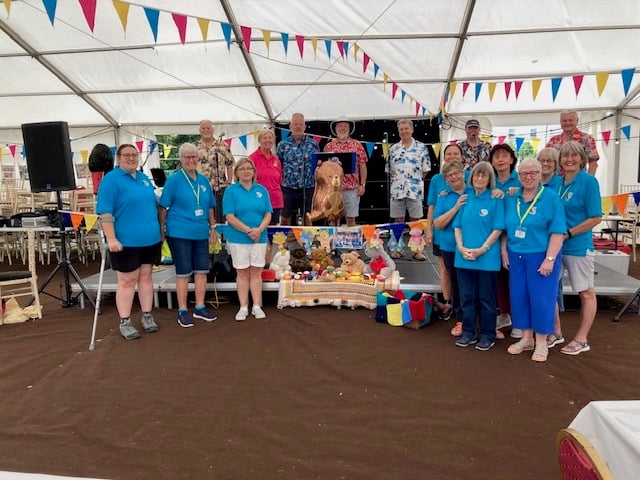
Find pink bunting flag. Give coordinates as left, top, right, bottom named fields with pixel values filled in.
left=498, top=135, right=507, bottom=145
left=573, top=75, right=584, bottom=97
left=462, top=82, right=470, bottom=98
left=241, top=26, right=252, bottom=53
left=504, top=82, right=512, bottom=100
left=391, top=82, right=398, bottom=100
left=514, top=81, right=523, bottom=100
left=135, top=140, right=143, bottom=153
left=295, top=35, right=305, bottom=58
left=224, top=139, right=232, bottom=149
left=313, top=135, right=322, bottom=144
left=601, top=130, right=611, bottom=146
left=172, top=13, right=188, bottom=45
left=9, top=144, right=17, bottom=157
left=78, top=0, right=97, bottom=32
left=362, top=53, right=370, bottom=73
left=336, top=41, right=345, bottom=59
left=415, top=102, right=421, bottom=117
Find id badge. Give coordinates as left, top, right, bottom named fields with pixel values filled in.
left=515, top=227, right=526, bottom=239
left=194, top=208, right=204, bottom=217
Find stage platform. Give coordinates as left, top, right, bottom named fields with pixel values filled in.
left=70, top=250, right=640, bottom=310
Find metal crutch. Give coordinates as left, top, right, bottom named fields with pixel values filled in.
left=89, top=225, right=108, bottom=351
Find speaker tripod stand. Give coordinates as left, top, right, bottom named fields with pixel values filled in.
left=38, top=191, right=96, bottom=309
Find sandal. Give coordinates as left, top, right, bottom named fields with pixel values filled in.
left=507, top=338, right=534, bottom=355
left=438, top=303, right=452, bottom=321
left=546, top=332, right=565, bottom=348
left=531, top=344, right=548, bottom=362
left=450, top=321, right=463, bottom=337
left=560, top=339, right=590, bottom=356
left=495, top=329, right=505, bottom=340
left=390, top=251, right=403, bottom=259
left=412, top=251, right=427, bottom=261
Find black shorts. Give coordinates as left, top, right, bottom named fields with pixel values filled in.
left=282, top=186, right=314, bottom=219
left=432, top=243, right=442, bottom=257
left=109, top=242, right=162, bottom=273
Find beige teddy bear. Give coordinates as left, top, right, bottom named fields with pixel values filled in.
left=339, top=250, right=366, bottom=275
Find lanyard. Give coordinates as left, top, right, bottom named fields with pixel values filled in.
left=516, top=186, right=544, bottom=226
left=181, top=168, right=201, bottom=207
left=558, top=182, right=573, bottom=200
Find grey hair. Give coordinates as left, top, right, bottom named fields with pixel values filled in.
left=469, top=161, right=496, bottom=190
left=396, top=119, right=414, bottom=130
left=559, top=141, right=588, bottom=169
left=518, top=157, right=542, bottom=172
left=536, top=147, right=559, bottom=166
left=179, top=142, right=199, bottom=158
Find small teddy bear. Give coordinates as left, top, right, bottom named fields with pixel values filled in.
left=289, top=246, right=311, bottom=273
left=309, top=247, right=334, bottom=272
left=270, top=248, right=292, bottom=280
left=339, top=250, right=366, bottom=275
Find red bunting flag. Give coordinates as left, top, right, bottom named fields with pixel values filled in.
left=462, top=82, right=470, bottom=98
left=224, top=139, right=232, bottom=149
left=362, top=53, right=370, bottom=73
left=241, top=26, right=252, bottom=53
left=135, top=140, right=143, bottom=153
left=498, top=135, right=507, bottom=144
left=9, top=144, right=17, bottom=157
left=601, top=130, right=611, bottom=145
left=514, top=81, right=523, bottom=100
left=391, top=83, right=398, bottom=100
left=504, top=82, right=512, bottom=100
left=78, top=0, right=97, bottom=32
left=295, top=35, right=305, bottom=58
left=172, top=13, right=188, bottom=45
left=336, top=41, right=345, bottom=59
left=572, top=75, right=584, bottom=97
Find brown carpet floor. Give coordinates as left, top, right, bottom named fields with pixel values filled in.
left=1, top=255, right=639, bottom=480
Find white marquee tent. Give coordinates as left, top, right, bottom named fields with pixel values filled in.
left=2, top=0, right=640, bottom=194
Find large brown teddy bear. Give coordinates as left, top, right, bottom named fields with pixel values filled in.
left=339, top=250, right=366, bottom=275
left=306, top=161, right=346, bottom=226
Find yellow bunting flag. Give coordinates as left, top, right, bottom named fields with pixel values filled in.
left=360, top=225, right=376, bottom=243
left=532, top=79, right=542, bottom=101
left=112, top=1, right=130, bottom=33
left=596, top=72, right=609, bottom=97
left=480, top=135, right=491, bottom=143
left=84, top=214, right=99, bottom=232
left=449, top=82, right=457, bottom=99
left=612, top=194, right=629, bottom=216
left=531, top=138, right=540, bottom=153
left=262, top=30, right=271, bottom=55
left=311, top=37, right=318, bottom=58
left=162, top=144, right=173, bottom=159
left=3, top=0, right=10, bottom=15
left=80, top=149, right=89, bottom=164
left=601, top=196, right=613, bottom=215
left=197, top=18, right=209, bottom=42
left=488, top=82, right=497, bottom=102
left=432, top=143, right=441, bottom=159
left=353, top=43, right=360, bottom=61
left=383, top=73, right=389, bottom=91
left=70, top=213, right=84, bottom=229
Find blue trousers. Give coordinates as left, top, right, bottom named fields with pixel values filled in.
left=456, top=268, right=497, bottom=341
left=507, top=250, right=562, bottom=334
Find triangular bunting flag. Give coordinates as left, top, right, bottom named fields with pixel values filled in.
left=135, top=140, right=143, bottom=153
left=389, top=223, right=405, bottom=243
left=621, top=68, right=635, bottom=96
left=324, top=39, right=331, bottom=58
left=3, top=0, right=11, bottom=15
left=224, top=139, right=232, bottom=149
left=362, top=53, right=370, bottom=73
left=220, top=23, right=232, bottom=50
left=361, top=225, right=376, bottom=243
left=163, top=144, right=173, bottom=159
left=112, top=0, right=130, bottom=34
left=84, top=214, right=99, bottom=231
left=621, top=124, right=631, bottom=140
left=572, top=75, right=584, bottom=97
left=391, top=82, right=398, bottom=99
left=373, top=63, right=379, bottom=79
left=633, top=192, right=640, bottom=206
left=449, top=81, right=457, bottom=99
left=281, top=129, right=290, bottom=141
left=515, top=137, right=524, bottom=153
left=432, top=143, right=441, bottom=159
left=488, top=82, right=496, bottom=102
left=9, top=144, right=17, bottom=157
left=613, top=194, right=628, bottom=216
left=281, top=32, right=289, bottom=56
left=462, top=82, right=470, bottom=98
left=498, top=135, right=506, bottom=144
left=532, top=79, right=542, bottom=101
left=311, top=37, right=318, bottom=58
left=383, top=73, right=388, bottom=91
left=504, top=81, right=512, bottom=100
left=336, top=40, right=345, bottom=59
left=43, top=0, right=57, bottom=26
left=601, top=196, right=613, bottom=215
left=78, top=0, right=97, bottom=32
left=143, top=7, right=160, bottom=42
left=70, top=213, right=84, bottom=230
left=414, top=102, right=421, bottom=117
left=551, top=77, right=562, bottom=102
left=197, top=18, right=209, bottom=42
left=401, top=90, right=406, bottom=103
left=80, top=149, right=89, bottom=164
left=365, top=142, right=374, bottom=158
left=171, top=13, right=187, bottom=44
left=295, top=34, right=304, bottom=58
left=514, top=80, right=523, bottom=100
left=343, top=41, right=350, bottom=58
left=261, top=30, right=271, bottom=55
left=239, top=135, right=248, bottom=150
left=531, top=138, right=540, bottom=152
left=149, top=141, right=157, bottom=155
left=313, top=135, right=322, bottom=144
left=241, top=26, right=252, bottom=53
left=474, top=83, right=482, bottom=101
left=596, top=72, right=609, bottom=97
left=601, top=130, right=611, bottom=145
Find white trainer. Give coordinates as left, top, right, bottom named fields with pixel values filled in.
left=235, top=307, right=249, bottom=321
left=252, top=306, right=266, bottom=319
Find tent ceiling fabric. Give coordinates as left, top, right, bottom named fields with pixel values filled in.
left=2, top=0, right=640, bottom=132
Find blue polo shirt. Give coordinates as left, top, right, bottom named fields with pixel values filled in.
left=433, top=186, right=464, bottom=252
left=559, top=170, right=602, bottom=256
left=543, top=173, right=562, bottom=190
left=495, top=169, right=520, bottom=193
left=96, top=167, right=161, bottom=247
left=453, top=189, right=504, bottom=271
left=159, top=169, right=216, bottom=241
left=222, top=182, right=272, bottom=244
left=504, top=186, right=566, bottom=253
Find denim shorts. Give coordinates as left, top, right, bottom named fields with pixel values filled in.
left=166, top=237, right=210, bottom=277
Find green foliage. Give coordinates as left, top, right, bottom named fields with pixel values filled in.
left=156, top=134, right=200, bottom=170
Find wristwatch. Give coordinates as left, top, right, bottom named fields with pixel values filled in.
left=546, top=256, right=555, bottom=262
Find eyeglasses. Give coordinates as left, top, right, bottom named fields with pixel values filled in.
left=183, top=155, right=199, bottom=160
left=539, top=159, right=555, bottom=164
left=237, top=166, right=254, bottom=172
left=119, top=153, right=138, bottom=158
left=519, top=171, right=540, bottom=178
left=444, top=170, right=462, bottom=179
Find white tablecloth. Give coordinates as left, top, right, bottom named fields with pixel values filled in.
left=569, top=400, right=640, bottom=480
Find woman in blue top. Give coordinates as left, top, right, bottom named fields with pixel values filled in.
left=453, top=162, right=505, bottom=351
left=503, top=159, right=566, bottom=362
left=555, top=142, right=602, bottom=356
left=223, top=158, right=273, bottom=321
left=433, top=161, right=467, bottom=337
left=96, top=144, right=161, bottom=341
left=159, top=143, right=218, bottom=328
left=492, top=143, right=520, bottom=339
left=425, top=144, right=466, bottom=320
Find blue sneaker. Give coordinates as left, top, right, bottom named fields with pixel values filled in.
left=193, top=307, right=217, bottom=322
left=475, top=338, right=495, bottom=351
left=455, top=335, right=477, bottom=348
left=177, top=310, right=194, bottom=328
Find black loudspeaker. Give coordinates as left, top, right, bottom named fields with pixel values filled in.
left=22, top=121, right=76, bottom=192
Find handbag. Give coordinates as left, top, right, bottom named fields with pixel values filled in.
left=208, top=248, right=236, bottom=282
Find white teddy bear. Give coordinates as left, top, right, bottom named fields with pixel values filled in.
left=270, top=249, right=292, bottom=280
